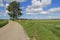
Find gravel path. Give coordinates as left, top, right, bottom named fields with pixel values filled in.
left=0, top=21, right=29, bottom=40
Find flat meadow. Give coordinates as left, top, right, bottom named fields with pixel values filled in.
left=16, top=20, right=60, bottom=40
left=0, top=20, right=8, bottom=28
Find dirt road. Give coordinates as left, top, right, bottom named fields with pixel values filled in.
left=0, top=21, right=29, bottom=40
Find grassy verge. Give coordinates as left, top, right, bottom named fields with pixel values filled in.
left=0, top=20, right=8, bottom=28
left=16, top=20, right=60, bottom=40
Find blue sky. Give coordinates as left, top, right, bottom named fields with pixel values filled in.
left=0, top=0, right=60, bottom=19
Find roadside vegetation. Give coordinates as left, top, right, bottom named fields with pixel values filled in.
left=0, top=20, right=8, bottom=28
left=16, top=20, right=60, bottom=40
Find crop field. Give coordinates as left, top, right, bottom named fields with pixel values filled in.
left=0, top=20, right=8, bottom=28
left=16, top=20, right=60, bottom=40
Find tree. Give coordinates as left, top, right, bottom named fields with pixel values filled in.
left=7, top=1, right=22, bottom=20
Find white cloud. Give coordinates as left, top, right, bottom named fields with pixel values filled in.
left=48, top=7, right=60, bottom=13
left=6, top=3, right=9, bottom=8
left=0, top=13, right=2, bottom=16
left=0, top=4, right=4, bottom=6
left=5, top=3, right=9, bottom=13
left=0, top=12, right=7, bottom=16
left=42, top=0, right=51, bottom=7
left=0, top=0, right=4, bottom=6
left=32, top=0, right=42, bottom=8
left=4, top=0, right=26, bottom=2
left=48, top=16, right=58, bottom=19
left=32, top=0, right=51, bottom=7
left=6, top=10, right=10, bottom=13
left=20, top=7, right=25, bottom=9
left=26, top=6, right=43, bottom=13
left=40, top=11, right=48, bottom=14
left=26, top=0, right=51, bottom=14
left=26, top=0, right=60, bottom=15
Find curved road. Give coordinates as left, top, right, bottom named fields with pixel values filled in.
left=0, top=21, right=29, bottom=40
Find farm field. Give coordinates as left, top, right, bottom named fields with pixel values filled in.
left=0, top=20, right=8, bottom=28
left=16, top=20, right=60, bottom=40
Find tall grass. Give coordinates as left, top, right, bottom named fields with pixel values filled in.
left=0, top=20, right=8, bottom=28
left=16, top=20, right=60, bottom=40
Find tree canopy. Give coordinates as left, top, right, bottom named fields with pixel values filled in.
left=7, top=1, right=22, bottom=20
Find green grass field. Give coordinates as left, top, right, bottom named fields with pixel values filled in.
left=0, top=20, right=8, bottom=28
left=16, top=20, right=60, bottom=40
